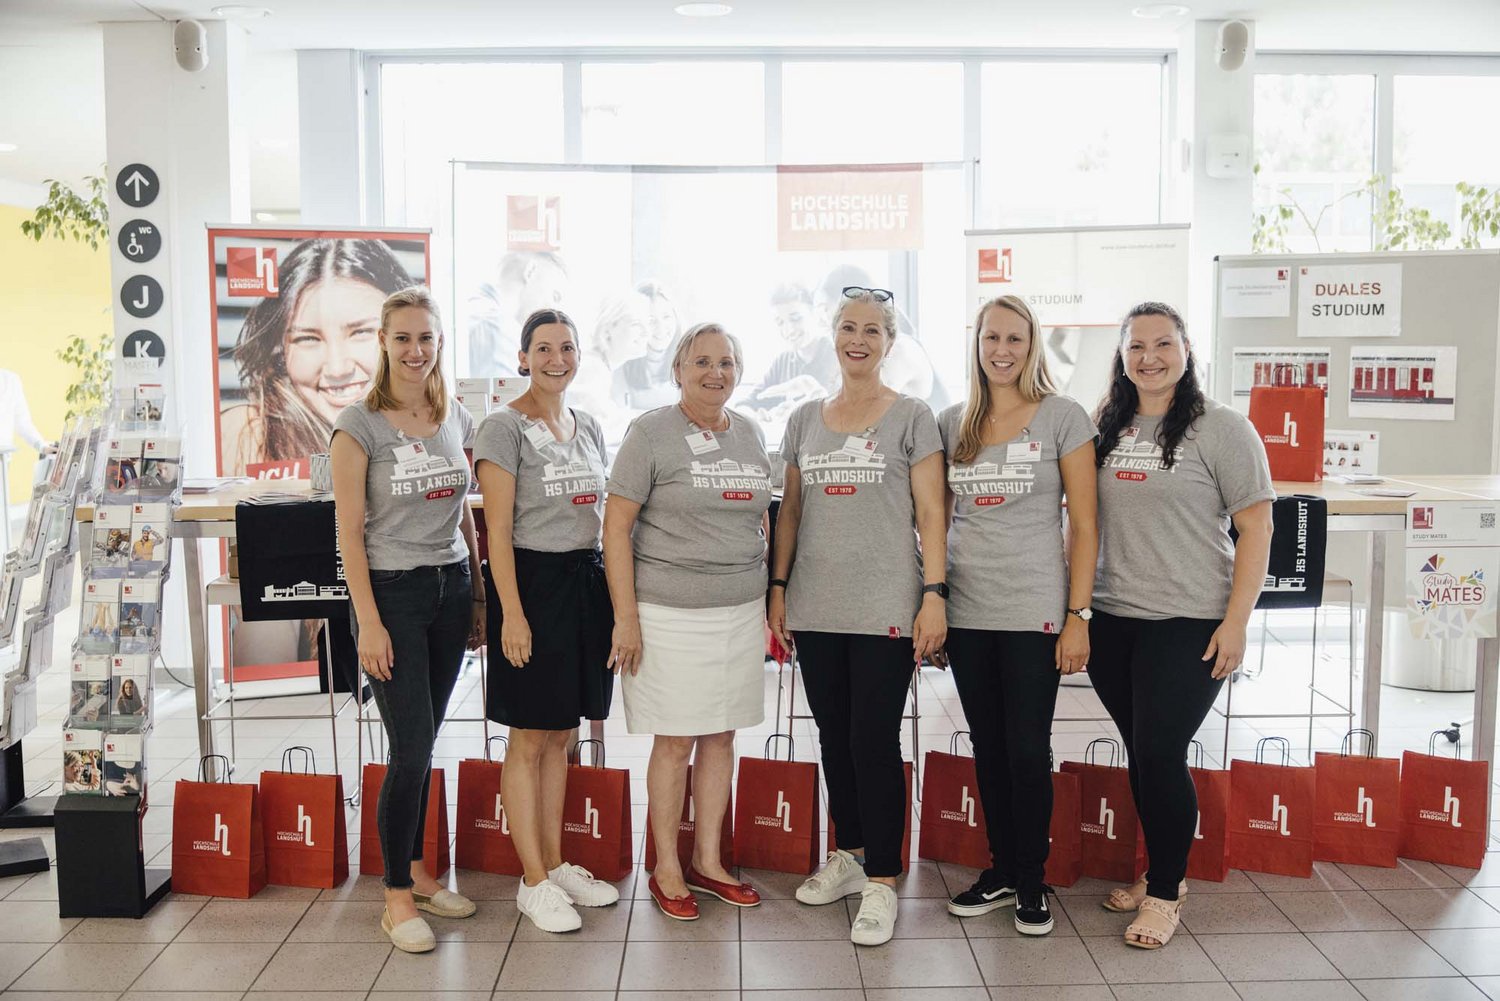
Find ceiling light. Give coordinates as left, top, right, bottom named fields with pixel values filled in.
left=212, top=5, right=272, bottom=18
left=1132, top=3, right=1190, bottom=17
left=675, top=2, right=733, bottom=16
left=255, top=211, right=276, bottom=222
left=0, top=143, right=17, bottom=153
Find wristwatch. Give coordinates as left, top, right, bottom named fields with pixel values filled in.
left=922, top=582, right=950, bottom=600
left=1068, top=606, right=1093, bottom=622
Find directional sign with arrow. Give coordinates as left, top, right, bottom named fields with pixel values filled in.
left=115, top=164, right=160, bottom=209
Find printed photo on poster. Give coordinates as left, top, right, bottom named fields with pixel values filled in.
left=1323, top=430, right=1380, bottom=476
left=1230, top=346, right=1331, bottom=415
left=1348, top=346, right=1457, bottom=421
left=1220, top=265, right=1292, bottom=318
left=1297, top=263, right=1402, bottom=339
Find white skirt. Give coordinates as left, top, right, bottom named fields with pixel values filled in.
left=623, top=598, right=767, bottom=736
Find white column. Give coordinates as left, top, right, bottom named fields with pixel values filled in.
left=1177, top=19, right=1256, bottom=346
left=296, top=49, right=365, bottom=225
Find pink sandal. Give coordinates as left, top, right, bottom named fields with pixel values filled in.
left=1124, top=896, right=1181, bottom=949
left=1103, top=878, right=1187, bottom=913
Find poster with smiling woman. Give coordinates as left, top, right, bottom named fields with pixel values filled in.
left=209, top=227, right=432, bottom=477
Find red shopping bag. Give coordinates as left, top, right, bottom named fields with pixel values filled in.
left=172, top=755, right=267, bottom=898
left=560, top=739, right=633, bottom=881
left=644, top=763, right=734, bottom=872
left=1228, top=737, right=1316, bottom=878
left=1045, top=764, right=1083, bottom=887
left=1248, top=384, right=1324, bottom=482
left=918, top=733, right=991, bottom=869
left=1314, top=729, right=1401, bottom=868
left=259, top=747, right=349, bottom=889
left=1061, top=739, right=1146, bottom=883
left=1186, top=741, right=1232, bottom=882
left=455, top=737, right=523, bottom=876
left=1398, top=730, right=1491, bottom=869
left=829, top=760, right=913, bottom=870
left=359, top=762, right=450, bottom=878
left=734, top=734, right=821, bottom=874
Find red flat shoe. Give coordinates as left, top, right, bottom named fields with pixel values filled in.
left=685, top=866, right=762, bottom=908
left=648, top=875, right=700, bottom=921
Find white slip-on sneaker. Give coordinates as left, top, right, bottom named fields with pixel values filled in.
left=413, top=886, right=477, bottom=918
left=549, top=862, right=621, bottom=907
left=516, top=878, right=582, bottom=933
left=850, top=882, right=899, bottom=947
left=381, top=908, right=436, bottom=953
left=795, top=849, right=869, bottom=905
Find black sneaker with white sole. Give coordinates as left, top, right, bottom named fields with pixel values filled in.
left=946, top=871, right=1017, bottom=917
left=1014, top=887, right=1054, bottom=936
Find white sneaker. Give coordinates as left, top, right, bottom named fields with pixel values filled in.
left=516, top=878, right=582, bottom=933
left=549, top=862, right=621, bottom=907
left=796, top=849, right=868, bottom=905
left=850, top=882, right=898, bottom=947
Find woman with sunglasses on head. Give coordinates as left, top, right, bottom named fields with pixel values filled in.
left=939, top=295, right=1097, bottom=936
left=604, top=323, right=773, bottom=922
left=768, top=285, right=947, bottom=947
left=330, top=286, right=484, bottom=954
left=1088, top=301, right=1272, bottom=950
left=472, top=308, right=619, bottom=935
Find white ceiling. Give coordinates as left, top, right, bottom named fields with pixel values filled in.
left=1, top=0, right=1498, bottom=209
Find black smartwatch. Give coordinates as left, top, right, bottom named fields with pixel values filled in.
left=769, top=578, right=789, bottom=590
left=922, top=582, right=950, bottom=600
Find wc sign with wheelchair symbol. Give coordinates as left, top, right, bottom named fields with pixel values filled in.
left=117, top=219, right=161, bottom=264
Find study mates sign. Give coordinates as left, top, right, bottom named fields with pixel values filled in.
left=1405, top=500, right=1500, bottom=641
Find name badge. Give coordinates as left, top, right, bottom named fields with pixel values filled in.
left=524, top=421, right=556, bottom=451
left=686, top=430, right=721, bottom=455
left=1120, top=425, right=1141, bottom=447
left=392, top=441, right=428, bottom=464
left=842, top=435, right=877, bottom=459
left=1005, top=441, right=1042, bottom=464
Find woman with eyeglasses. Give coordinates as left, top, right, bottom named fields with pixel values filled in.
left=768, top=286, right=947, bottom=947
left=939, top=295, right=1097, bottom=936
left=1088, top=302, right=1272, bottom=950
left=604, top=323, right=773, bottom=922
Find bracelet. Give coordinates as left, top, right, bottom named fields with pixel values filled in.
left=768, top=578, right=789, bottom=589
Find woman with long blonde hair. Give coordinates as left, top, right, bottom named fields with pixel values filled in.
left=939, top=295, right=1098, bottom=936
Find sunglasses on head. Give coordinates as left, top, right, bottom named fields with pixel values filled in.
left=842, top=286, right=894, bottom=303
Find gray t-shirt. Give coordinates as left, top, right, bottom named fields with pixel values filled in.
left=939, top=395, right=1097, bottom=633
left=606, top=406, right=773, bottom=609
left=1093, top=399, right=1275, bottom=621
left=332, top=402, right=475, bottom=571
left=782, top=395, right=944, bottom=637
left=472, top=407, right=608, bottom=553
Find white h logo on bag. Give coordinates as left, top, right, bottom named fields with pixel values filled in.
left=1099, top=798, right=1117, bottom=840
left=215, top=813, right=231, bottom=856
left=776, top=791, right=792, bottom=832
left=1357, top=787, right=1375, bottom=828
left=1194, top=811, right=1204, bottom=841
left=495, top=794, right=509, bottom=835
left=1445, top=786, right=1462, bottom=827
left=1283, top=412, right=1300, bottom=448
left=584, top=796, right=600, bottom=839
left=297, top=804, right=315, bottom=846
left=960, top=786, right=977, bottom=827
left=1272, top=794, right=1290, bottom=836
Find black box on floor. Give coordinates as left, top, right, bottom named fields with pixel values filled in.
left=55, top=793, right=170, bottom=917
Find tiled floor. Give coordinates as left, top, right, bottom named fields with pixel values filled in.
left=6, top=592, right=1500, bottom=997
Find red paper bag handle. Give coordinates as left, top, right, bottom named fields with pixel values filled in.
left=1188, top=739, right=1204, bottom=769
left=1428, top=728, right=1462, bottom=759
left=764, top=733, right=795, bottom=761
left=949, top=731, right=972, bottom=757
left=197, top=754, right=232, bottom=782
left=1255, top=736, right=1290, bottom=766
left=485, top=735, right=508, bottom=762
left=1084, top=737, right=1120, bottom=768
left=1340, top=729, right=1376, bottom=758
left=571, top=738, right=605, bottom=768
left=281, top=746, right=316, bottom=774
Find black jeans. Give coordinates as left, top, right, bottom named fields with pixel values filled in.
left=353, top=560, right=472, bottom=889
left=1086, top=610, right=1223, bottom=901
left=944, top=628, right=1060, bottom=892
left=794, top=631, right=914, bottom=878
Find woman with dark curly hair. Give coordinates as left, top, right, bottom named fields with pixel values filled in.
left=220, top=238, right=413, bottom=475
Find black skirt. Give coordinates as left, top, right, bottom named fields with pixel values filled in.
left=483, top=547, right=615, bottom=730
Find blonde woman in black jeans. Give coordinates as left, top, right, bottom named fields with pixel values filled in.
left=331, top=286, right=484, bottom=953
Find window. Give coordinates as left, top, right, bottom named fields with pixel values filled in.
left=978, top=61, right=1164, bottom=228
left=780, top=61, right=964, bottom=164
left=1393, top=75, right=1500, bottom=247
left=1253, top=74, right=1375, bottom=252
left=582, top=62, right=764, bottom=164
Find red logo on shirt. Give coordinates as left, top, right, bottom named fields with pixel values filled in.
left=975, top=496, right=1005, bottom=506
left=1115, top=471, right=1147, bottom=482
left=426, top=488, right=456, bottom=500
left=572, top=493, right=598, bottom=505
left=722, top=491, right=754, bottom=501
left=825, top=485, right=857, bottom=496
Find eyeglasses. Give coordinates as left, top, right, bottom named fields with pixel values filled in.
left=842, top=286, right=894, bottom=303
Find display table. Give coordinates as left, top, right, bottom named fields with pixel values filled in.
left=79, top=475, right=1500, bottom=766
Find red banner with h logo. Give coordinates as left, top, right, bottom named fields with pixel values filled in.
left=560, top=740, right=633, bottom=881
left=1398, top=734, right=1490, bottom=869
left=733, top=735, right=821, bottom=874
left=918, top=735, right=992, bottom=869
left=1228, top=738, right=1316, bottom=878
left=259, top=747, right=348, bottom=888
left=1061, top=740, right=1145, bottom=883
left=171, top=756, right=267, bottom=898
